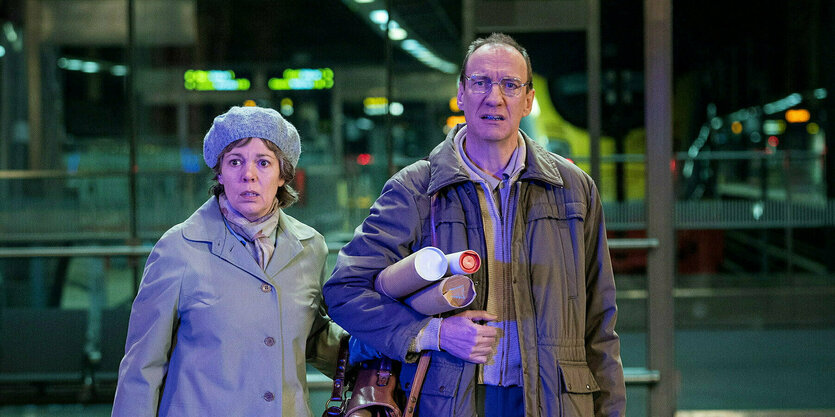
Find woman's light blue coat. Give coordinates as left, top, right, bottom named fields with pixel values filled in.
left=112, top=197, right=344, bottom=417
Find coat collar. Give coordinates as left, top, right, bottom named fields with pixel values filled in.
left=181, top=196, right=315, bottom=282
left=426, top=123, right=564, bottom=195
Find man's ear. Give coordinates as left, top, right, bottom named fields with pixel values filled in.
left=523, top=88, right=535, bottom=117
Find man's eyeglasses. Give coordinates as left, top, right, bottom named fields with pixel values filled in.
left=464, top=74, right=530, bottom=97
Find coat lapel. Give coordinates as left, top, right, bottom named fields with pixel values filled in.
left=217, top=228, right=267, bottom=281
left=182, top=197, right=268, bottom=282
left=264, top=211, right=314, bottom=278
left=181, top=197, right=317, bottom=283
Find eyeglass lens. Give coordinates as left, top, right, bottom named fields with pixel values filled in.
left=468, top=76, right=524, bottom=96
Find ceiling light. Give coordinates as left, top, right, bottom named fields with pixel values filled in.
left=110, top=65, right=128, bottom=76
left=369, top=9, right=388, bottom=25
left=388, top=27, right=407, bottom=41
left=81, top=61, right=100, bottom=73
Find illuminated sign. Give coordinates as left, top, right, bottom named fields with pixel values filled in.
left=762, top=119, right=786, bottom=136
left=785, top=109, right=810, bottom=123
left=184, top=70, right=251, bottom=91
left=280, top=98, right=294, bottom=116
left=268, top=68, right=334, bottom=90
left=364, top=97, right=387, bottom=115
left=363, top=97, right=403, bottom=116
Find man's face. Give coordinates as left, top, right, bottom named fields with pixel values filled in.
left=457, top=44, right=534, bottom=146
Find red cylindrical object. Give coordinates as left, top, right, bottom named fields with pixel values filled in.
left=446, top=250, right=481, bottom=275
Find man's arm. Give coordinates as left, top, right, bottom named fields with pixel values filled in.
left=323, top=171, right=498, bottom=363
left=323, top=175, right=434, bottom=362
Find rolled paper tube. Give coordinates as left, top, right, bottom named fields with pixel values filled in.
left=404, top=274, right=477, bottom=316
left=445, top=250, right=481, bottom=275
left=374, top=246, right=448, bottom=299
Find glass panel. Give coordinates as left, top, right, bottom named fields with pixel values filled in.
left=3, top=0, right=835, bottom=415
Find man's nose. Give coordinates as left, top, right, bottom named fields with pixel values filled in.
left=485, top=82, right=503, bottom=103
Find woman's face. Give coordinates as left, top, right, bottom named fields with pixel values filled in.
left=218, top=138, right=286, bottom=221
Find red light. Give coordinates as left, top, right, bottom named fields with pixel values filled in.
left=767, top=136, right=779, bottom=147
left=566, top=158, right=575, bottom=164
left=294, top=168, right=306, bottom=205
left=356, top=153, right=373, bottom=165
left=670, top=159, right=677, bottom=172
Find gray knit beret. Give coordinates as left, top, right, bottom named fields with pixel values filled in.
left=203, top=106, right=301, bottom=169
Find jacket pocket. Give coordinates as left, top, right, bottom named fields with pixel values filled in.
left=526, top=201, right=586, bottom=300
left=558, top=361, right=599, bottom=417
left=559, top=361, right=600, bottom=394
left=526, top=200, right=586, bottom=223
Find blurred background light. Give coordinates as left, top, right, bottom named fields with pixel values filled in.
left=369, top=10, right=388, bottom=25
left=785, top=108, right=810, bottom=123
left=389, top=102, right=404, bottom=116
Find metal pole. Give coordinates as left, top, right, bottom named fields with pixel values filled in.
left=586, top=0, right=601, bottom=186
left=644, top=0, right=677, bottom=415
left=127, top=0, right=140, bottom=291
left=385, top=0, right=394, bottom=177
left=24, top=0, right=43, bottom=170
left=461, top=0, right=475, bottom=53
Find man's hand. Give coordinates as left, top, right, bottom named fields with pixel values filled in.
left=439, top=310, right=498, bottom=363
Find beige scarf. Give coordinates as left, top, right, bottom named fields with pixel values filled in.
left=218, top=194, right=280, bottom=269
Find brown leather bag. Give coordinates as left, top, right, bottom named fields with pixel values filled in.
left=323, top=337, right=430, bottom=417
left=343, top=357, right=403, bottom=417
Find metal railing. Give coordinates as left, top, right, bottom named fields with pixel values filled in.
left=0, top=240, right=661, bottom=386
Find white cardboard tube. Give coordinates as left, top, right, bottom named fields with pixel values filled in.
left=404, top=274, right=477, bottom=315
left=374, top=246, right=448, bottom=299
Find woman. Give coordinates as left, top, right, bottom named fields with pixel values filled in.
left=112, top=105, right=344, bottom=417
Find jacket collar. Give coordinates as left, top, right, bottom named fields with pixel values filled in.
left=181, top=196, right=315, bottom=281
left=426, top=123, right=564, bottom=195
left=180, top=197, right=232, bottom=250
left=182, top=197, right=314, bottom=242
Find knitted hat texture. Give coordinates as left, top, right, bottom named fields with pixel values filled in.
left=203, top=106, right=300, bottom=169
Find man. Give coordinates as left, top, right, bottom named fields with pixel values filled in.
left=323, top=33, right=625, bottom=417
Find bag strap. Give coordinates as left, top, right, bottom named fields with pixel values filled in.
left=401, top=192, right=441, bottom=417
left=403, top=351, right=431, bottom=417
left=323, top=336, right=350, bottom=417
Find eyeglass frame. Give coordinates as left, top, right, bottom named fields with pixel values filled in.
left=463, top=74, right=532, bottom=97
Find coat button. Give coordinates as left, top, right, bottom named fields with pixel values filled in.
left=438, top=385, right=445, bottom=393
left=261, top=283, right=271, bottom=293
left=567, top=383, right=572, bottom=390
left=263, top=391, right=275, bottom=402
left=264, top=337, right=276, bottom=347
left=405, top=382, right=411, bottom=390
left=586, top=384, right=591, bottom=390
